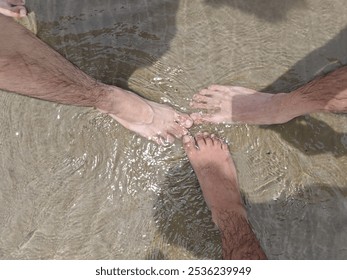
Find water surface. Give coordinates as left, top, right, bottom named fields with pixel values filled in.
left=0, top=0, right=347, bottom=259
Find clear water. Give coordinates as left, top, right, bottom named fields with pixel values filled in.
left=0, top=0, right=347, bottom=259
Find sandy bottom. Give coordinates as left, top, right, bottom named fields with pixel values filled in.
left=0, top=0, right=347, bottom=259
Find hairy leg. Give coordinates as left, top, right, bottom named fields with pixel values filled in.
left=190, top=86, right=291, bottom=125
left=0, top=0, right=26, bottom=18
left=0, top=14, right=192, bottom=145
left=183, top=133, right=267, bottom=259
left=191, top=66, right=347, bottom=125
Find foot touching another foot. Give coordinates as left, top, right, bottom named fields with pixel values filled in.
left=0, top=0, right=27, bottom=18
left=190, top=85, right=293, bottom=125
left=97, top=87, right=193, bottom=145
left=183, top=133, right=267, bottom=259
left=182, top=132, right=247, bottom=225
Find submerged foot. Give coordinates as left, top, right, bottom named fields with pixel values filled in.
left=190, top=85, right=290, bottom=125
left=98, top=87, right=193, bottom=145
left=0, top=0, right=27, bottom=18
left=183, top=133, right=247, bottom=226
left=183, top=133, right=267, bottom=259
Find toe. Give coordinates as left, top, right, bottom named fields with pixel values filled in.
left=203, top=133, right=213, bottom=146
left=185, top=119, right=194, bottom=128
left=168, top=123, right=187, bottom=139
left=149, top=135, right=162, bottom=145
left=192, top=94, right=220, bottom=106
left=190, top=101, right=217, bottom=110
left=190, top=112, right=202, bottom=124
left=198, top=89, right=213, bottom=96
left=8, top=5, right=27, bottom=17
left=164, top=134, right=175, bottom=145
left=191, top=112, right=226, bottom=124
left=222, top=142, right=229, bottom=151
left=192, top=93, right=208, bottom=103
left=8, top=0, right=25, bottom=5
left=214, top=137, right=225, bottom=149
left=183, top=135, right=197, bottom=155
left=195, top=132, right=204, bottom=139
left=18, top=5, right=27, bottom=17
left=175, top=113, right=193, bottom=128
left=208, top=84, right=230, bottom=92
left=153, top=133, right=175, bottom=146
left=210, top=134, right=219, bottom=146
left=195, top=133, right=206, bottom=148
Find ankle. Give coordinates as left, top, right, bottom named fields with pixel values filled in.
left=95, top=84, right=121, bottom=114
left=266, top=93, right=298, bottom=124
left=286, top=87, right=325, bottom=117
left=95, top=85, right=135, bottom=118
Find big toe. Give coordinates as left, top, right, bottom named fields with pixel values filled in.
left=208, top=84, right=229, bottom=92
left=183, top=135, right=197, bottom=155
left=8, top=0, right=25, bottom=5
left=168, top=123, right=188, bottom=139
left=3, top=5, right=27, bottom=17
left=161, top=133, right=176, bottom=146
left=190, top=112, right=203, bottom=124
left=176, top=113, right=193, bottom=128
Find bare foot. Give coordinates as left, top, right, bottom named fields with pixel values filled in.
left=182, top=132, right=247, bottom=225
left=0, top=0, right=27, bottom=18
left=97, top=87, right=193, bottom=145
left=183, top=133, right=267, bottom=259
left=190, top=85, right=293, bottom=125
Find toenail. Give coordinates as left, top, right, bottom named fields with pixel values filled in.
left=20, top=9, right=27, bottom=17
left=185, top=119, right=193, bottom=127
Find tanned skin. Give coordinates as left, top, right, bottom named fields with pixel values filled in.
left=183, top=133, right=267, bottom=259
left=0, top=8, right=193, bottom=145
left=191, top=67, right=347, bottom=125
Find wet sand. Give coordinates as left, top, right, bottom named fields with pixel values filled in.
left=0, top=0, right=347, bottom=259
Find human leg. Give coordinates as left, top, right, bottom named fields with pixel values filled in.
left=183, top=133, right=267, bottom=259
left=0, top=14, right=192, bottom=145
left=190, top=66, right=347, bottom=125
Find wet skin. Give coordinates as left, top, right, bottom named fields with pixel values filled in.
left=183, top=133, right=267, bottom=259
left=0, top=9, right=193, bottom=145
left=1, top=1, right=345, bottom=259
left=0, top=0, right=26, bottom=18
left=191, top=67, right=347, bottom=125
left=2, top=1, right=347, bottom=141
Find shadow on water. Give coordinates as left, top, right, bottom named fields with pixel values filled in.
left=260, top=25, right=347, bottom=156
left=152, top=161, right=347, bottom=259
left=246, top=183, right=347, bottom=259
left=204, top=0, right=308, bottom=23
left=261, top=116, right=347, bottom=157
left=262, top=26, right=347, bottom=94
left=25, top=0, right=347, bottom=259
left=28, top=0, right=179, bottom=91
left=28, top=0, right=347, bottom=155
left=205, top=1, right=347, bottom=156
left=151, top=161, right=222, bottom=260
left=228, top=25, right=347, bottom=156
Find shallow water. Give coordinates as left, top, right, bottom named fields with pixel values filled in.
left=0, top=0, right=347, bottom=259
